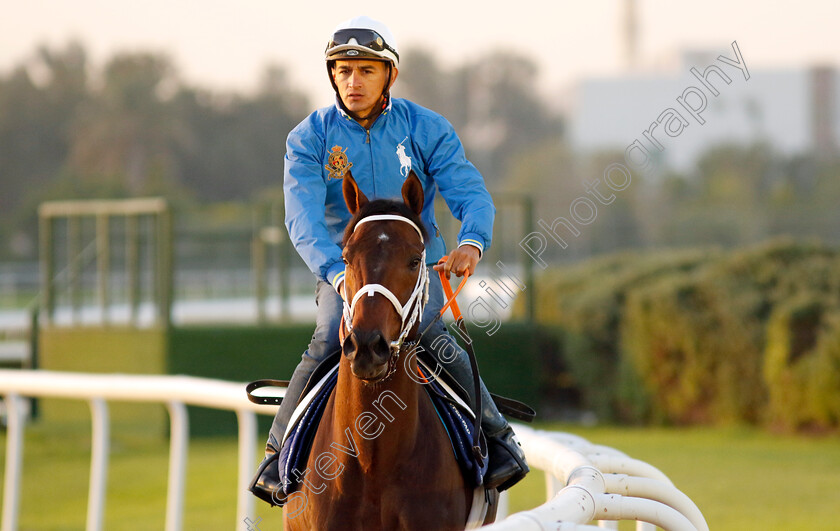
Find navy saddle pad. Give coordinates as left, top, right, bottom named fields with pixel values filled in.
left=277, top=362, right=487, bottom=496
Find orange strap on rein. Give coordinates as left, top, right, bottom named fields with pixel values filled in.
left=436, top=255, right=470, bottom=320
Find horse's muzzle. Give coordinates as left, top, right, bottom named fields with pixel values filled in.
left=343, top=328, right=391, bottom=381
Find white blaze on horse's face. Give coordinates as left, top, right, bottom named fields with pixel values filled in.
left=341, top=214, right=429, bottom=382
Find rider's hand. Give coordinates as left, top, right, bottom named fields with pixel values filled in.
left=433, top=245, right=480, bottom=279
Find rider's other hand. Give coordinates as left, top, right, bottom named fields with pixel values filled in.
left=433, top=245, right=480, bottom=279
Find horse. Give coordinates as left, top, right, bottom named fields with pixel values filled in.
left=283, top=170, right=491, bottom=530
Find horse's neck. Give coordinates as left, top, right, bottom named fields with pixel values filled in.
left=331, top=356, right=424, bottom=471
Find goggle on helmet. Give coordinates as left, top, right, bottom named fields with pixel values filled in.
left=325, top=17, right=399, bottom=66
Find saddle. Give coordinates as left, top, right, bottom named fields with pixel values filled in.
left=247, top=350, right=535, bottom=505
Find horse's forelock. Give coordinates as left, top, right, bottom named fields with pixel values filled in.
left=343, top=199, right=428, bottom=246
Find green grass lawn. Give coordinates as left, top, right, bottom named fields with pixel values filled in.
left=2, top=404, right=839, bottom=530
left=561, top=424, right=840, bottom=531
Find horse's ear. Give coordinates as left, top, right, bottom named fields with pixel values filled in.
left=343, top=170, right=368, bottom=215
left=401, top=170, right=424, bottom=216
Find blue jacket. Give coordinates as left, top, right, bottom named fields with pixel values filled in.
left=284, top=97, right=495, bottom=291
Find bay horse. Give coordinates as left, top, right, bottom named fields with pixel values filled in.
left=283, top=170, right=489, bottom=530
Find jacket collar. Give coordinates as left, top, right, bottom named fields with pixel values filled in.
left=334, top=94, right=393, bottom=124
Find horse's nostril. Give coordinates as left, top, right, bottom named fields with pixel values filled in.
left=347, top=330, right=390, bottom=361
left=343, top=331, right=361, bottom=360
left=343, top=340, right=356, bottom=360
left=363, top=332, right=391, bottom=361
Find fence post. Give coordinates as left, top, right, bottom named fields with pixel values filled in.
left=1, top=395, right=24, bottom=531
left=38, top=213, right=55, bottom=323
left=252, top=233, right=267, bottom=325
left=166, top=402, right=188, bottom=531
left=545, top=472, right=563, bottom=501
left=125, top=214, right=140, bottom=326
left=87, top=398, right=110, bottom=531
left=68, top=215, right=81, bottom=324
left=236, top=410, right=257, bottom=530
left=96, top=214, right=110, bottom=324
left=156, top=207, right=173, bottom=327
left=274, top=201, right=291, bottom=321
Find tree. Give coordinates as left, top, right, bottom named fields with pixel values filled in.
left=173, top=64, right=309, bottom=201
left=67, top=52, right=189, bottom=195
left=0, top=41, right=88, bottom=219
left=394, top=47, right=563, bottom=185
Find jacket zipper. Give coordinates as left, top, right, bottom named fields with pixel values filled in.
left=364, top=126, right=374, bottom=195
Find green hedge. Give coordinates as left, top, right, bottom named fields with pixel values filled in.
left=168, top=322, right=545, bottom=436
left=461, top=322, right=544, bottom=409
left=168, top=324, right=313, bottom=436
left=626, top=239, right=840, bottom=426
left=523, top=249, right=716, bottom=421
left=763, top=296, right=840, bottom=430
left=526, top=238, right=840, bottom=430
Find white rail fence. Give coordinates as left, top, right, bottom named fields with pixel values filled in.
left=0, top=370, right=707, bottom=531
left=484, top=425, right=708, bottom=531
left=0, top=370, right=275, bottom=531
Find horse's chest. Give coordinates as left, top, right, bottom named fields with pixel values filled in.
left=291, top=379, right=469, bottom=529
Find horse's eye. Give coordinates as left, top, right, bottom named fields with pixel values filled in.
left=409, top=257, right=421, bottom=269
left=342, top=257, right=349, bottom=265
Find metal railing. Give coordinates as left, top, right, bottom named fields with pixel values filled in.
left=485, top=425, right=708, bottom=530
left=0, top=370, right=277, bottom=531
left=1, top=370, right=706, bottom=531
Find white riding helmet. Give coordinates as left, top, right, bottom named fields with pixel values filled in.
left=325, top=16, right=400, bottom=66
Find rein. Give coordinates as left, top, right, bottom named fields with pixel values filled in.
left=414, top=260, right=486, bottom=464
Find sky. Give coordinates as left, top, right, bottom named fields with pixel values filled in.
left=1, top=0, right=838, bottom=107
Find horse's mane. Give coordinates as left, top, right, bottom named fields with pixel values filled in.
left=343, top=199, right=428, bottom=246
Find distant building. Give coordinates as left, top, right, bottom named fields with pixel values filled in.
left=569, top=49, right=838, bottom=173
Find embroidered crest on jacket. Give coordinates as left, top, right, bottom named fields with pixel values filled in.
left=325, top=145, right=353, bottom=180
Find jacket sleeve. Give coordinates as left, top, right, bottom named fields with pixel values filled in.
left=419, top=115, right=495, bottom=253
left=283, top=120, right=346, bottom=287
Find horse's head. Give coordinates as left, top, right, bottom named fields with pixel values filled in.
left=340, top=169, right=428, bottom=382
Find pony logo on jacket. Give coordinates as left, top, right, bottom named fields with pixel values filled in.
left=396, top=137, right=412, bottom=177
left=325, top=145, right=353, bottom=180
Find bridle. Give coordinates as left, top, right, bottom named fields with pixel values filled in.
left=341, top=214, right=430, bottom=379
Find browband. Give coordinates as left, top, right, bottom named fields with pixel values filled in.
left=354, top=214, right=424, bottom=241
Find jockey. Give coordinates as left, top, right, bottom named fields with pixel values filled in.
left=252, top=15, right=529, bottom=504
